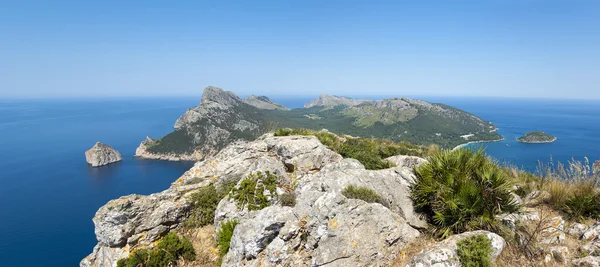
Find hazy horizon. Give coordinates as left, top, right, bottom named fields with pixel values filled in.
left=2, top=1, right=599, bottom=99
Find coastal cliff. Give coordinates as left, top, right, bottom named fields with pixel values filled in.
left=82, top=134, right=434, bottom=266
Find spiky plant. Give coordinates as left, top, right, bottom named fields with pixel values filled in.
left=410, top=149, right=519, bottom=238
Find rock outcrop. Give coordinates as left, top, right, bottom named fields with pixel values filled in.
left=85, top=142, right=122, bottom=167
left=82, top=134, right=427, bottom=267
left=406, top=230, right=506, bottom=267
left=134, top=136, right=199, bottom=161
left=134, top=86, right=265, bottom=162
left=244, top=95, right=289, bottom=110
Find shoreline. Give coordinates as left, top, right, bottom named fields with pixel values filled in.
left=517, top=136, right=557, bottom=144
left=452, top=137, right=505, bottom=151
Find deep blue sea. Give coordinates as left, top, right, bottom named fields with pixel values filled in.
left=0, top=96, right=599, bottom=267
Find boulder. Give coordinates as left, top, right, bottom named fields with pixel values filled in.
left=582, top=222, right=600, bottom=240
left=405, top=230, right=506, bottom=267
left=384, top=155, right=428, bottom=168
left=85, top=142, right=122, bottom=167
left=543, top=246, right=569, bottom=265
left=539, top=216, right=565, bottom=245
left=568, top=223, right=589, bottom=237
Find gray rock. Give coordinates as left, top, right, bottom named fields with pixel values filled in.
left=497, top=209, right=540, bottom=230
left=83, top=135, right=427, bottom=267
left=523, top=190, right=550, bottom=207
left=573, top=256, right=600, bottom=267
left=581, top=240, right=600, bottom=256
left=539, top=216, right=565, bottom=245
left=406, top=230, right=505, bottom=267
left=85, top=142, right=122, bottom=167
left=582, top=222, right=600, bottom=240
left=385, top=155, right=428, bottom=168
left=543, top=246, right=569, bottom=264
left=568, top=223, right=589, bottom=237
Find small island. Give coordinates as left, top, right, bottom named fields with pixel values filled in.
left=517, top=131, right=556, bottom=143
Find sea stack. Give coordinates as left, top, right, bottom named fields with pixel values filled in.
left=85, top=142, right=122, bottom=167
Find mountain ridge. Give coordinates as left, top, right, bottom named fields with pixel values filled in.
left=136, top=86, right=502, bottom=161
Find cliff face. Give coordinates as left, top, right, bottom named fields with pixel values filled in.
left=135, top=86, right=266, bottom=161
left=85, top=142, right=122, bottom=167
left=82, top=134, right=429, bottom=267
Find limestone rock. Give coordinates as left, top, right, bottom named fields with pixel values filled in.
left=385, top=155, right=428, bottom=168
left=85, top=142, right=122, bottom=167
left=134, top=136, right=199, bottom=161
left=523, top=190, right=550, bottom=207
left=581, top=240, right=600, bottom=256
left=582, top=222, right=600, bottom=240
left=568, top=223, right=589, bottom=237
left=539, top=216, right=565, bottom=245
left=543, top=246, right=569, bottom=265
left=573, top=256, right=600, bottom=267
left=406, top=230, right=506, bottom=267
left=83, top=135, right=428, bottom=267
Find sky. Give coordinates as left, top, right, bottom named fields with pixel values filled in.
left=1, top=0, right=599, bottom=99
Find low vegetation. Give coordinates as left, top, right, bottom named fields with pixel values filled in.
left=537, top=157, right=600, bottom=221
left=410, top=149, right=519, bottom=238
left=184, top=181, right=236, bottom=228
left=116, top=232, right=195, bottom=267
left=456, top=235, right=493, bottom=267
left=217, top=219, right=238, bottom=265
left=279, top=192, right=297, bottom=207
left=229, top=171, right=278, bottom=211
left=342, top=185, right=388, bottom=207
left=274, top=128, right=429, bottom=170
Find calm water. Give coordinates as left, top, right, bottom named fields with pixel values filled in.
left=0, top=97, right=598, bottom=267
left=430, top=97, right=600, bottom=172
left=0, top=98, right=197, bottom=267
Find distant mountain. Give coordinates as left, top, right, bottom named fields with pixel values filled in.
left=136, top=86, right=502, bottom=161
left=244, top=95, right=289, bottom=110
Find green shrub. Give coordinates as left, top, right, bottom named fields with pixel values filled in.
left=410, top=149, right=519, bottom=238
left=116, top=232, right=195, bottom=267
left=457, top=235, right=493, bottom=267
left=342, top=185, right=388, bottom=207
left=229, top=171, right=278, bottom=211
left=217, top=219, right=238, bottom=265
left=184, top=181, right=236, bottom=228
left=280, top=192, right=297, bottom=207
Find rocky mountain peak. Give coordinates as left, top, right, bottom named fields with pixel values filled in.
left=200, top=86, right=243, bottom=107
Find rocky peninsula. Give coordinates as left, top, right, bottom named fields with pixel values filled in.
left=82, top=134, right=505, bottom=267
left=85, top=142, right=122, bottom=167
left=517, top=131, right=557, bottom=143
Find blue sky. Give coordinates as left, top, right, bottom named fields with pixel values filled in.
left=1, top=1, right=599, bottom=99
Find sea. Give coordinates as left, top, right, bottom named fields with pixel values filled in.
left=0, top=96, right=599, bottom=267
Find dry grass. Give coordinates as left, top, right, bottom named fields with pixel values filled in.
left=177, top=225, right=218, bottom=267
left=391, top=235, right=437, bottom=267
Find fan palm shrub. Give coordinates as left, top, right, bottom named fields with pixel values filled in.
left=410, top=149, right=519, bottom=238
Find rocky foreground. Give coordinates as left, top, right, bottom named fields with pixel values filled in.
left=82, top=134, right=518, bottom=267
left=85, top=142, right=122, bottom=167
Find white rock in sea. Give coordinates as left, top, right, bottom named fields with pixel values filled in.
left=85, top=142, right=122, bottom=167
